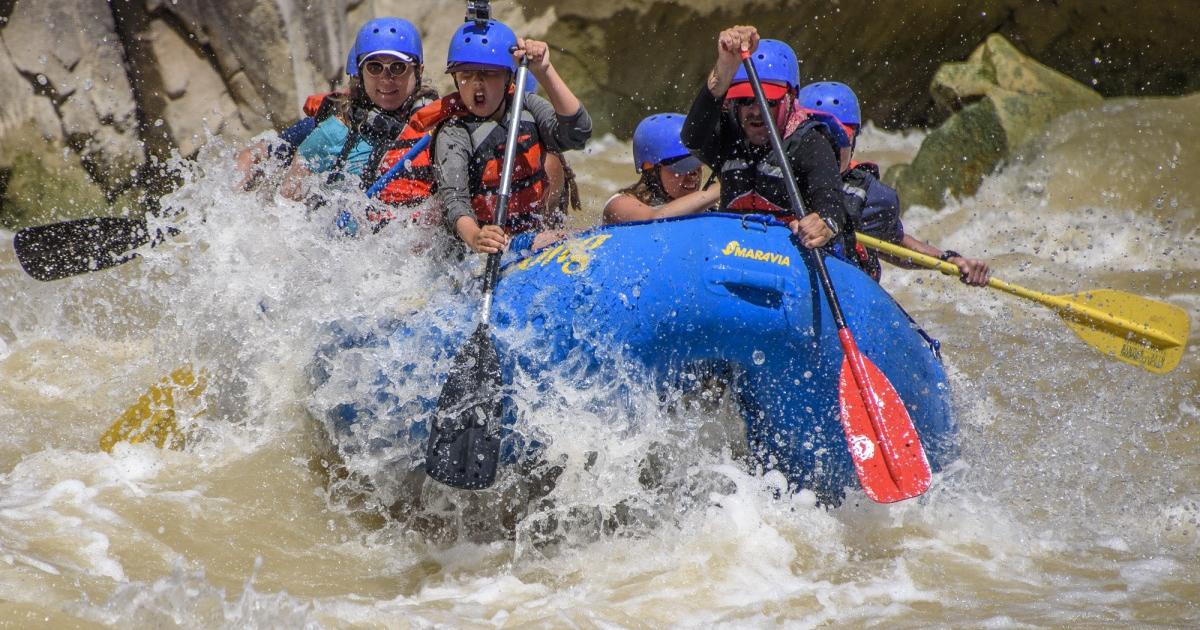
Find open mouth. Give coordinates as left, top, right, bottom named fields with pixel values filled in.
left=473, top=91, right=487, bottom=106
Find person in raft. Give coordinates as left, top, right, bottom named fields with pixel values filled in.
left=235, top=18, right=429, bottom=190
left=277, top=18, right=438, bottom=207
left=603, top=113, right=721, bottom=224
left=681, top=28, right=851, bottom=252
left=374, top=58, right=584, bottom=232
left=415, top=19, right=591, bottom=254
left=797, top=81, right=990, bottom=285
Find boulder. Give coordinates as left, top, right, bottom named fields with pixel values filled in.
left=886, top=34, right=1103, bottom=209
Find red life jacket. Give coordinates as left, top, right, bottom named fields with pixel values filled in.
left=377, top=92, right=548, bottom=232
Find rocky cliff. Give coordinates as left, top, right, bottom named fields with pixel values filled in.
left=2, top=0, right=1198, bottom=227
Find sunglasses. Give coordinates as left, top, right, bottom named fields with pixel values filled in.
left=453, top=69, right=509, bottom=83
left=726, top=97, right=783, bottom=110
left=362, top=60, right=412, bottom=77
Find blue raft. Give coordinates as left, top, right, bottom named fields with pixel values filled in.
left=311, top=213, right=958, bottom=500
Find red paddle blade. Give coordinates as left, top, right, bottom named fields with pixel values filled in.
left=837, top=334, right=932, bottom=503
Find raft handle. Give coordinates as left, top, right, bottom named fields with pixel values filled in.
left=706, top=265, right=786, bottom=308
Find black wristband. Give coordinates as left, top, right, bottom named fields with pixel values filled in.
left=938, top=250, right=961, bottom=261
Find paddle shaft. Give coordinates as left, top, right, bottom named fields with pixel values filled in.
left=478, top=58, right=531, bottom=322
left=740, top=52, right=911, bottom=483
left=738, top=55, right=853, bottom=327
left=855, top=232, right=1184, bottom=349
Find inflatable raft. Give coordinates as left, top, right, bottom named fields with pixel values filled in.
left=309, top=213, right=958, bottom=500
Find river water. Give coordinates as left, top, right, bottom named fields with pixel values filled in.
left=1, top=93, right=1197, bottom=628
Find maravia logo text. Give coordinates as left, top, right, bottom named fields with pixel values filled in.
left=721, top=241, right=791, bottom=267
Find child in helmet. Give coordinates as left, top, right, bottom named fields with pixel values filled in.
left=797, top=81, right=990, bottom=286
left=603, top=113, right=720, bottom=223
left=278, top=18, right=438, bottom=201
left=681, top=28, right=848, bottom=252
left=395, top=20, right=590, bottom=254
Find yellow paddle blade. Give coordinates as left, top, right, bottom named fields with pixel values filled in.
left=854, top=233, right=1191, bottom=374
left=1057, top=289, right=1190, bottom=374
left=99, top=365, right=206, bottom=453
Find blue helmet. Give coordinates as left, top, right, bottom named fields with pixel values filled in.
left=346, top=18, right=423, bottom=77
left=731, top=39, right=800, bottom=93
left=798, top=82, right=861, bottom=126
left=446, top=20, right=518, bottom=73
left=632, top=113, right=691, bottom=173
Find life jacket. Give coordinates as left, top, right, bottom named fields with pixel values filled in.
left=841, top=161, right=903, bottom=282
left=720, top=117, right=830, bottom=219
left=463, top=106, right=548, bottom=234
left=379, top=92, right=549, bottom=233
left=374, top=95, right=465, bottom=207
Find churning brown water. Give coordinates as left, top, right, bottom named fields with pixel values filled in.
left=0, top=93, right=1197, bottom=628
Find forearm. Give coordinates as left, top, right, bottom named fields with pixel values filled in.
left=532, top=63, right=580, bottom=117
left=455, top=215, right=482, bottom=244
left=279, top=159, right=313, bottom=201
left=877, top=234, right=939, bottom=269
left=434, top=128, right=477, bottom=232
left=655, top=188, right=720, bottom=219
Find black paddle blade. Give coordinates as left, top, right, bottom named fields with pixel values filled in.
left=13, top=217, right=153, bottom=281
left=425, top=324, right=504, bottom=489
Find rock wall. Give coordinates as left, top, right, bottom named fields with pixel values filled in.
left=2, top=0, right=1199, bottom=228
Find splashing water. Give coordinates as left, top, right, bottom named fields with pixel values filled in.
left=0, top=93, right=1198, bottom=627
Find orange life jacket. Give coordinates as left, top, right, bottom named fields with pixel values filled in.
left=373, top=95, right=466, bottom=207
left=377, top=92, right=549, bottom=232
left=302, top=90, right=347, bottom=122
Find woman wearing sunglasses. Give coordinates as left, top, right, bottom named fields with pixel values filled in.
left=603, top=113, right=720, bottom=224
left=681, top=29, right=850, bottom=253
left=281, top=17, right=437, bottom=201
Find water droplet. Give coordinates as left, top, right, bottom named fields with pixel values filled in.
left=752, top=349, right=765, bottom=365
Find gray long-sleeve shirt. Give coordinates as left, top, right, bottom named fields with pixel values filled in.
left=434, top=93, right=591, bottom=233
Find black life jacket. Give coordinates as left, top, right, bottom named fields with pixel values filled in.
left=842, top=162, right=903, bottom=281
left=718, top=119, right=862, bottom=265
left=719, top=119, right=831, bottom=218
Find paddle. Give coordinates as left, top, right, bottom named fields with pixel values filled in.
left=855, top=232, right=1191, bottom=374
left=740, top=50, right=931, bottom=503
left=14, top=134, right=433, bottom=282
left=424, top=57, right=532, bottom=490
left=95, top=138, right=434, bottom=453
left=13, top=216, right=176, bottom=282
left=99, top=366, right=204, bottom=453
